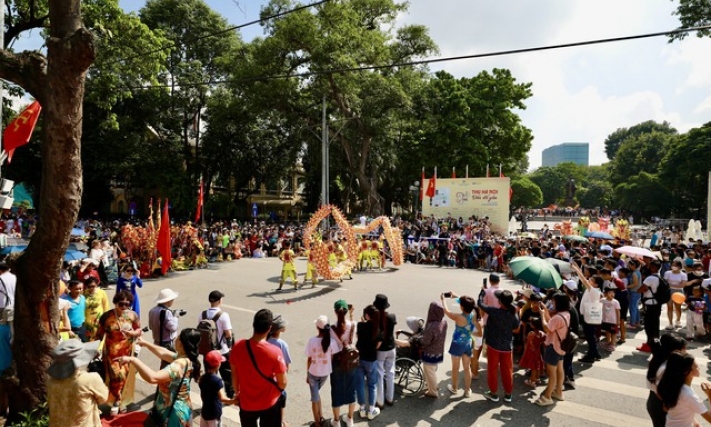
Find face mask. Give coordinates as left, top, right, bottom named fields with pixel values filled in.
left=672, top=266, right=681, bottom=271
left=694, top=271, right=704, bottom=277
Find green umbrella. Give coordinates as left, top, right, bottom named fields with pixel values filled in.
left=562, top=235, right=588, bottom=243
left=509, top=256, right=563, bottom=289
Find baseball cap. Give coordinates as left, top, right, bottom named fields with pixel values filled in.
left=315, top=315, right=329, bottom=330
left=563, top=280, right=578, bottom=292
left=208, top=290, right=225, bottom=302
left=204, top=350, right=226, bottom=368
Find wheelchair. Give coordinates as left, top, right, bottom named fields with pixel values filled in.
left=394, top=329, right=426, bottom=396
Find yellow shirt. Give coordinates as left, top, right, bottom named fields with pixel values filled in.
left=48, top=370, right=108, bottom=427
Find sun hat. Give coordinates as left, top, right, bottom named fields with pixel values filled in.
left=47, top=339, right=100, bottom=380
left=204, top=350, right=226, bottom=368
left=373, top=294, right=390, bottom=310
left=155, top=288, right=179, bottom=304
left=315, top=315, right=329, bottom=330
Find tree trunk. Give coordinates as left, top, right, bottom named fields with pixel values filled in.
left=1, top=0, right=96, bottom=420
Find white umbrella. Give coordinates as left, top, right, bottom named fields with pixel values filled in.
left=614, top=246, right=658, bottom=260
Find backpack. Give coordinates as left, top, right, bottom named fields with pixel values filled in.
left=559, top=315, right=578, bottom=354
left=197, top=310, right=223, bottom=355
left=651, top=274, right=671, bottom=305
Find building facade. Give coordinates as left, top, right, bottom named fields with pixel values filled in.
left=541, top=142, right=589, bottom=167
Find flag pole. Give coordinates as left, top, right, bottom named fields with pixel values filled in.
left=465, top=165, right=469, bottom=178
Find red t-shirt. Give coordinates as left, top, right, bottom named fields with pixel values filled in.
left=77, top=268, right=100, bottom=284
left=230, top=339, right=286, bottom=411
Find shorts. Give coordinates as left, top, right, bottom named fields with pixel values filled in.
left=601, top=322, right=618, bottom=333
left=543, top=344, right=563, bottom=366
left=448, top=340, right=473, bottom=357
left=307, top=373, right=327, bottom=402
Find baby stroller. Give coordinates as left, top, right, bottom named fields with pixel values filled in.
left=394, top=316, right=425, bottom=396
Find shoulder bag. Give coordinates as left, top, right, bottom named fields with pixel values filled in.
left=332, top=321, right=360, bottom=372
left=246, top=340, right=287, bottom=408
left=144, top=362, right=189, bottom=427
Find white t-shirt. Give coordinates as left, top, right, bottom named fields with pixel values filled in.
left=0, top=271, right=16, bottom=308
left=647, top=362, right=666, bottom=394
left=665, top=384, right=707, bottom=427
left=581, top=287, right=602, bottom=322
left=643, top=275, right=661, bottom=306
left=198, top=308, right=232, bottom=354
left=664, top=271, right=688, bottom=291
left=305, top=336, right=339, bottom=377
left=602, top=298, right=621, bottom=324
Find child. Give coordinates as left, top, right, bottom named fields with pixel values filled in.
left=306, top=315, right=339, bottom=427
left=686, top=286, right=706, bottom=340
left=601, top=288, right=621, bottom=352
left=268, top=316, right=291, bottom=424
left=519, top=317, right=545, bottom=387
left=199, top=350, right=235, bottom=427
left=277, top=241, right=297, bottom=291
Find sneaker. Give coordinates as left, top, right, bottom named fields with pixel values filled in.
left=330, top=419, right=340, bottom=427
left=564, top=378, right=576, bottom=389
left=359, top=407, right=366, bottom=419
left=110, top=402, right=119, bottom=416
left=483, top=390, right=499, bottom=402
left=504, top=394, right=512, bottom=403
left=636, top=343, right=652, bottom=353
left=665, top=324, right=674, bottom=330
left=367, top=408, right=380, bottom=420
left=675, top=321, right=682, bottom=329
left=463, top=390, right=471, bottom=398
left=341, top=415, right=354, bottom=427
left=447, top=384, right=459, bottom=395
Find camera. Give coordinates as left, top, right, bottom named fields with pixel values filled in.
left=443, top=292, right=452, bottom=298
left=483, top=278, right=488, bottom=288
left=176, top=309, right=188, bottom=317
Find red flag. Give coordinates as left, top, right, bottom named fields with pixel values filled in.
left=500, top=170, right=513, bottom=202
left=452, top=167, right=456, bottom=179
left=156, top=200, right=171, bottom=275
left=420, top=167, right=425, bottom=200
left=425, top=175, right=436, bottom=198
left=4, top=101, right=42, bottom=163
left=195, top=178, right=204, bottom=223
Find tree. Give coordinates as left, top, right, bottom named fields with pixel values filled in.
left=614, top=172, right=671, bottom=219
left=0, top=0, right=95, bottom=418
left=603, top=120, right=676, bottom=160
left=670, top=0, right=711, bottom=40
left=511, top=177, right=543, bottom=208
left=609, top=130, right=676, bottom=187
left=659, top=122, right=711, bottom=218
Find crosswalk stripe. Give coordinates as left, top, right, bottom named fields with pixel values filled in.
left=551, top=400, right=649, bottom=427
left=591, top=358, right=648, bottom=376
left=574, top=376, right=648, bottom=399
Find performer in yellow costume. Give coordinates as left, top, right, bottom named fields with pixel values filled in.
left=358, top=237, right=371, bottom=271
left=327, top=241, right=338, bottom=268
left=335, top=241, right=353, bottom=280
left=303, top=245, right=319, bottom=288
left=277, top=241, right=298, bottom=291
left=370, top=240, right=381, bottom=270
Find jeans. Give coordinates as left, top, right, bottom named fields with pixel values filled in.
left=629, top=292, right=641, bottom=325
left=644, top=304, right=662, bottom=345
left=376, top=348, right=396, bottom=405
left=486, top=347, right=513, bottom=395
left=239, top=401, right=282, bottom=427
left=356, top=360, right=379, bottom=409
left=583, top=322, right=600, bottom=359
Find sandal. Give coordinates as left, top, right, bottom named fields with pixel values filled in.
left=524, top=379, right=538, bottom=387
left=534, top=396, right=555, bottom=407
left=551, top=393, right=565, bottom=401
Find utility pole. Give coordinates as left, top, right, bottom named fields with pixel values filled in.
left=321, top=94, right=329, bottom=230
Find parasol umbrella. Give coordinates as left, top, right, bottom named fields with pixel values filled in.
left=518, top=232, right=538, bottom=239
left=614, top=245, right=659, bottom=260
left=545, top=257, right=573, bottom=276
left=64, top=250, right=87, bottom=261
left=509, top=256, right=563, bottom=289
left=70, top=228, right=87, bottom=237
left=562, top=235, right=588, bottom=243
left=585, top=231, right=615, bottom=240
left=0, top=245, right=27, bottom=256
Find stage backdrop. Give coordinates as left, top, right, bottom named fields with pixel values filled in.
left=422, top=177, right=510, bottom=235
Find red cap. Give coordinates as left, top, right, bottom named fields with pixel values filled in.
left=205, top=350, right=226, bottom=368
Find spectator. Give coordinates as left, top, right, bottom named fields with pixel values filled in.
left=373, top=294, right=397, bottom=409
left=200, top=290, right=234, bottom=398
left=329, top=300, right=357, bottom=427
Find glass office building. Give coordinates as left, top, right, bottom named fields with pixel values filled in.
left=541, top=142, right=589, bottom=167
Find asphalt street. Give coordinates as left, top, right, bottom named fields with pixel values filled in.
left=123, top=257, right=709, bottom=427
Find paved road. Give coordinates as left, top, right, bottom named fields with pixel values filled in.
left=123, top=258, right=708, bottom=427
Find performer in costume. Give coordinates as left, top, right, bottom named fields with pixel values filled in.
left=359, top=237, right=371, bottom=271
left=303, top=245, right=319, bottom=288
left=277, top=241, right=298, bottom=291
left=335, top=241, right=353, bottom=280
left=370, top=240, right=381, bottom=270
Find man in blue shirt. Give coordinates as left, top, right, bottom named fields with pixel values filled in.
left=61, top=280, right=87, bottom=342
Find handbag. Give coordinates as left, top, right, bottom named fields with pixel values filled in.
left=581, top=289, right=603, bottom=325
left=332, top=322, right=360, bottom=372
left=246, top=340, right=286, bottom=408
left=144, top=362, right=188, bottom=427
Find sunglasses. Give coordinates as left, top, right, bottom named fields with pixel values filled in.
left=117, top=302, right=131, bottom=308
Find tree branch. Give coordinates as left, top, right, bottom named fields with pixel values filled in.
left=4, top=14, right=50, bottom=49
left=0, top=49, right=48, bottom=101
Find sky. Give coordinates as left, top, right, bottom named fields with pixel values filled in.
left=117, top=1, right=711, bottom=169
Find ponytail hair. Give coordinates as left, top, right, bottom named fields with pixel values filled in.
left=318, top=324, right=332, bottom=353
left=179, top=328, right=202, bottom=381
